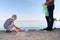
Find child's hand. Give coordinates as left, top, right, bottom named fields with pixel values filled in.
left=16, top=27, right=19, bottom=29
left=44, top=2, right=49, bottom=6
left=16, top=27, right=21, bottom=32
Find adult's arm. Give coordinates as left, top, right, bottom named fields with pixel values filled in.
left=45, top=0, right=54, bottom=6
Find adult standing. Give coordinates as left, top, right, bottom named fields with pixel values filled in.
left=43, top=0, right=55, bottom=31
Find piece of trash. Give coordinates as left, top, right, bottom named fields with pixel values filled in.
left=42, top=4, right=49, bottom=16
left=16, top=28, right=21, bottom=32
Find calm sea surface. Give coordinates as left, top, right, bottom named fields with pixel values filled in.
left=0, top=20, right=60, bottom=31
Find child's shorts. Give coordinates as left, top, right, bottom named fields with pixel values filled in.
left=4, top=25, right=12, bottom=30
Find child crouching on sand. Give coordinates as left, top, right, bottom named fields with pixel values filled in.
left=4, top=15, right=21, bottom=33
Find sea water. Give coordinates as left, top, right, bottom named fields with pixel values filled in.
left=0, top=20, right=60, bottom=31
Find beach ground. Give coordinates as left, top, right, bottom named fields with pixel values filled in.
left=0, top=29, right=60, bottom=40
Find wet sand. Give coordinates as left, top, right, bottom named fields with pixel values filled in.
left=0, top=29, right=60, bottom=40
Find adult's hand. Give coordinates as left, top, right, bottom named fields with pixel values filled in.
left=44, top=0, right=53, bottom=6
left=44, top=2, right=49, bottom=6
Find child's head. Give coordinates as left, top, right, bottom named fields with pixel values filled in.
left=12, top=15, right=17, bottom=21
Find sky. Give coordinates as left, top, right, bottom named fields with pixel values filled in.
left=0, top=0, right=60, bottom=21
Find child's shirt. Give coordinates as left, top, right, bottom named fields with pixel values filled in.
left=4, top=18, right=14, bottom=29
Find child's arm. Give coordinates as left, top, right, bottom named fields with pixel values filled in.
left=13, top=24, right=19, bottom=29
left=11, top=22, right=19, bottom=29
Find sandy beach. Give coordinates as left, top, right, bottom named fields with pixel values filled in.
left=0, top=29, right=60, bottom=40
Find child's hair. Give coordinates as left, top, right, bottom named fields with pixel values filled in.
left=12, top=15, right=17, bottom=18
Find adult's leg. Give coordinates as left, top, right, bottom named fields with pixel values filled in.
left=47, top=5, right=55, bottom=29
left=43, top=16, right=50, bottom=30
left=45, top=16, right=50, bottom=29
